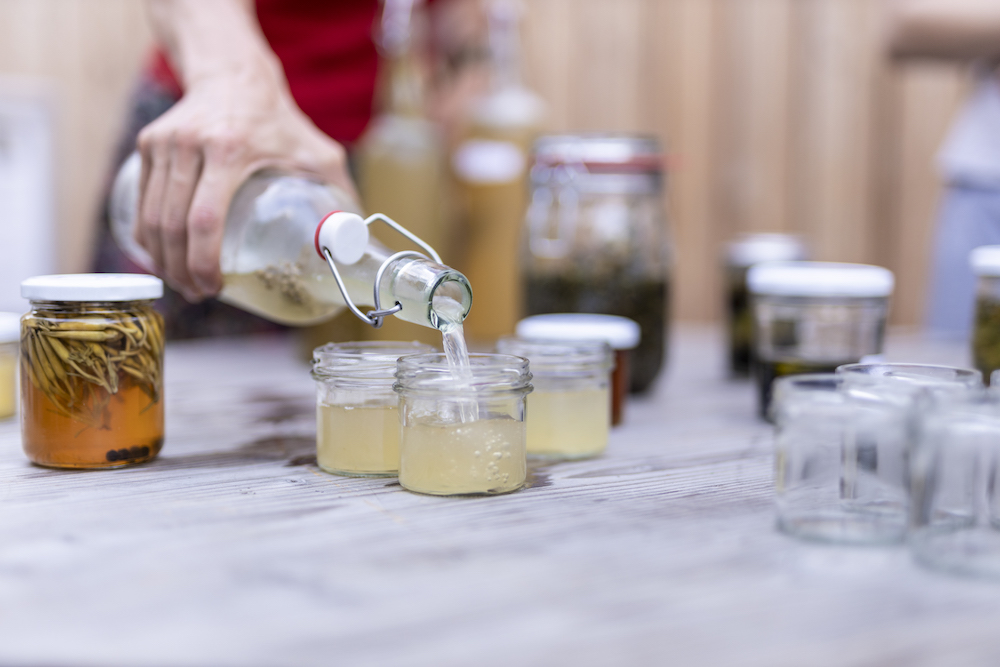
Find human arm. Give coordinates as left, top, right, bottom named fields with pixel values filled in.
left=886, top=0, right=1000, bottom=61
left=139, top=0, right=357, bottom=301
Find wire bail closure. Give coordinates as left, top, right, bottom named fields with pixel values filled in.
left=320, top=213, right=443, bottom=329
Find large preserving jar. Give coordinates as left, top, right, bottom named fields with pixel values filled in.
left=20, top=274, right=165, bottom=468
left=747, top=262, right=894, bottom=418
left=496, top=336, right=613, bottom=460
left=521, top=135, right=670, bottom=394
left=394, top=353, right=532, bottom=495
left=311, top=340, right=433, bottom=477
left=0, top=313, right=21, bottom=420
left=724, top=233, right=807, bottom=377
left=971, top=246, right=1000, bottom=378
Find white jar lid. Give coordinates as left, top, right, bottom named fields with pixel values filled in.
left=21, top=273, right=164, bottom=302
left=0, top=313, right=21, bottom=344
left=515, top=313, right=640, bottom=350
left=970, top=246, right=1000, bottom=276
left=726, top=233, right=807, bottom=267
left=747, top=261, right=894, bottom=298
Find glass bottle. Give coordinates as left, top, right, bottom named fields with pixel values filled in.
left=312, top=340, right=433, bottom=477
left=394, top=352, right=531, bottom=495
left=110, top=153, right=472, bottom=330
left=496, top=336, right=613, bottom=460
left=521, top=134, right=671, bottom=394
left=971, top=246, right=1000, bottom=378
left=724, top=233, right=807, bottom=377
left=19, top=274, right=165, bottom=469
left=748, top=261, right=894, bottom=419
left=0, top=313, right=21, bottom=420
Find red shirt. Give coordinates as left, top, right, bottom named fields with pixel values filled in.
left=149, top=0, right=380, bottom=145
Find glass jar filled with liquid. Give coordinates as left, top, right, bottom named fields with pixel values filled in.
left=521, top=135, right=670, bottom=394
left=725, top=233, right=807, bottom=377
left=496, top=336, right=613, bottom=460
left=0, top=313, right=21, bottom=420
left=394, top=353, right=531, bottom=495
left=312, top=340, right=433, bottom=477
left=971, top=246, right=1000, bottom=378
left=20, top=274, right=165, bottom=468
left=747, top=262, right=893, bottom=418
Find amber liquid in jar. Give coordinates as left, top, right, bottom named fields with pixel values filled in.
left=21, top=302, right=164, bottom=468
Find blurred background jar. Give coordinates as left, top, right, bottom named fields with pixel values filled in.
left=748, top=261, right=894, bottom=418
left=0, top=313, right=21, bottom=420
left=970, top=246, right=1000, bottom=379
left=724, top=233, right=808, bottom=378
left=521, top=134, right=671, bottom=394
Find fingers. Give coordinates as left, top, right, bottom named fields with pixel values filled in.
left=186, top=159, right=238, bottom=297
left=136, top=135, right=168, bottom=273
left=160, top=139, right=204, bottom=300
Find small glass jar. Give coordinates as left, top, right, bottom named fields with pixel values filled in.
left=521, top=135, right=671, bottom=394
left=514, top=314, right=639, bottom=425
left=971, top=246, right=1000, bottom=377
left=394, top=353, right=532, bottom=495
left=748, top=261, right=894, bottom=419
left=312, top=340, right=434, bottom=477
left=724, top=233, right=807, bottom=377
left=20, top=274, right=165, bottom=468
left=496, top=336, right=614, bottom=460
left=0, top=313, right=22, bottom=420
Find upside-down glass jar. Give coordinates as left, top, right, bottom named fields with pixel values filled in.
left=748, top=261, right=894, bottom=419
left=725, top=233, right=808, bottom=377
left=20, top=274, right=165, bottom=468
left=312, top=340, right=434, bottom=477
left=394, top=353, right=532, bottom=495
left=971, top=246, right=1000, bottom=378
left=0, top=313, right=22, bottom=420
left=496, top=336, right=614, bottom=460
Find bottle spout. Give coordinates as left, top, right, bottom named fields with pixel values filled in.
left=380, top=256, right=472, bottom=331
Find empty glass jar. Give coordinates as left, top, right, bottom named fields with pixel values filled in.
left=520, top=135, right=670, bottom=393
left=496, top=336, right=614, bottom=459
left=312, top=340, right=433, bottom=477
left=748, top=261, right=894, bottom=418
left=394, top=353, right=531, bottom=495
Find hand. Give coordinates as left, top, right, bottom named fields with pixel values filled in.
left=136, top=65, right=356, bottom=301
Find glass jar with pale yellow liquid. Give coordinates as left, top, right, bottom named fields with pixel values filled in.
left=312, top=341, right=433, bottom=477
left=394, top=353, right=531, bottom=495
left=496, top=337, right=613, bottom=460
left=0, top=314, right=21, bottom=420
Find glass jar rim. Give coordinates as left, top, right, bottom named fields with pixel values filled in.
left=312, top=340, right=435, bottom=380
left=394, top=353, right=532, bottom=395
left=496, top=336, right=614, bottom=374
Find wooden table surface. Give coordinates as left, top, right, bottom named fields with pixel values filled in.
left=0, top=325, right=997, bottom=667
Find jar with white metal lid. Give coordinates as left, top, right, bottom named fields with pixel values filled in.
left=724, top=233, right=808, bottom=377
left=521, top=134, right=670, bottom=394
left=311, top=340, right=434, bottom=477
left=514, top=313, right=639, bottom=425
left=970, top=246, right=1000, bottom=378
left=496, top=335, right=614, bottom=460
left=747, top=261, right=894, bottom=418
left=20, top=273, right=164, bottom=468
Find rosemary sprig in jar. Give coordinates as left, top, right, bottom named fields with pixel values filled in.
left=21, top=304, right=163, bottom=430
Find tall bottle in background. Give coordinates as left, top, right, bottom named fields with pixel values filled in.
left=451, top=0, right=545, bottom=341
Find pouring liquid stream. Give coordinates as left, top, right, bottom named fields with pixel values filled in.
left=433, top=295, right=478, bottom=422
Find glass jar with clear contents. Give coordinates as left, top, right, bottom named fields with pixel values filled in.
left=496, top=336, right=613, bottom=460
left=0, top=313, right=22, bottom=420
left=19, top=274, right=165, bottom=468
left=312, top=340, right=434, bottom=477
left=748, top=262, right=894, bottom=419
left=970, top=246, right=1000, bottom=378
left=394, top=353, right=532, bottom=495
